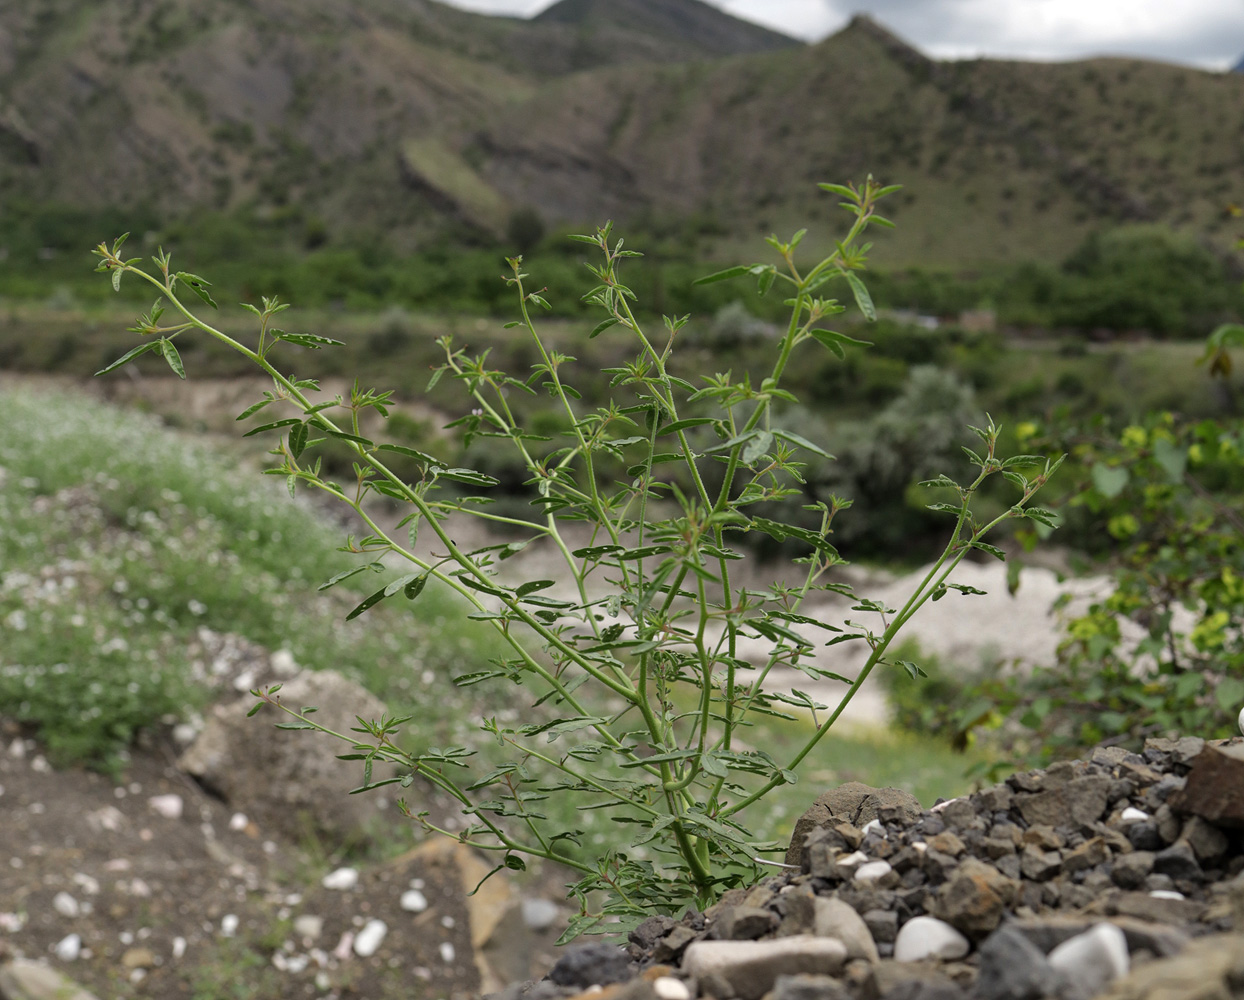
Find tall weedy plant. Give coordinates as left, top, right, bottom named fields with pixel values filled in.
left=94, top=179, right=1060, bottom=935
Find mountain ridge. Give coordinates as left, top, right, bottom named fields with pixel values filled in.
left=0, top=1, right=1241, bottom=270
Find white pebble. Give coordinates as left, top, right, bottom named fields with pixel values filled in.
left=894, top=916, right=970, bottom=962
left=1118, top=807, right=1149, bottom=824
left=521, top=898, right=560, bottom=930
left=835, top=850, right=869, bottom=870
left=1149, top=890, right=1186, bottom=900
left=271, top=649, right=299, bottom=676
left=653, top=976, right=692, bottom=1000
left=172, top=937, right=187, bottom=959
left=294, top=915, right=324, bottom=940
left=322, top=867, right=359, bottom=891
left=221, top=914, right=239, bottom=937
left=860, top=819, right=883, bottom=836
left=1239, top=704, right=1244, bottom=737
left=354, top=920, right=388, bottom=957
left=439, top=941, right=455, bottom=964
left=854, top=860, right=893, bottom=884
left=400, top=889, right=428, bottom=913
left=285, top=954, right=309, bottom=974
left=332, top=931, right=354, bottom=960
left=1048, top=923, right=1128, bottom=996
left=72, top=873, right=100, bottom=895
left=52, top=892, right=80, bottom=918
left=148, top=794, right=184, bottom=819
left=229, top=812, right=249, bottom=831
left=54, top=934, right=82, bottom=961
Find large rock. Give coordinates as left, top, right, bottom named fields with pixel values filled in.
left=179, top=669, right=391, bottom=843
left=682, top=937, right=846, bottom=1000
left=786, top=784, right=921, bottom=867
left=1168, top=745, right=1244, bottom=829
left=930, top=859, right=1019, bottom=940
left=1093, top=931, right=1244, bottom=1000
left=0, top=960, right=100, bottom=1000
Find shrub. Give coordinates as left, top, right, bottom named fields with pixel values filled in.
left=91, top=179, right=1060, bottom=932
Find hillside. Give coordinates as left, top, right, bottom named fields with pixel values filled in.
left=0, top=3, right=1242, bottom=269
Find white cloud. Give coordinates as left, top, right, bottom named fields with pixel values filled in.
left=433, top=0, right=1244, bottom=69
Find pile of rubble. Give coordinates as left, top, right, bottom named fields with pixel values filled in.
left=502, top=737, right=1244, bottom=1000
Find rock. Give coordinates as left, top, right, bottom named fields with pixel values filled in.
left=1094, top=890, right=1208, bottom=924
left=321, top=866, right=359, bottom=891
left=1151, top=842, right=1202, bottom=882
left=1014, top=776, right=1110, bottom=830
left=1007, top=915, right=1188, bottom=959
left=892, top=917, right=969, bottom=962
left=52, top=935, right=81, bottom=962
left=353, top=919, right=387, bottom=957
left=682, top=937, right=846, bottom=1000
left=863, top=910, right=898, bottom=945
left=862, top=961, right=966, bottom=1000
left=293, top=914, right=323, bottom=940
left=814, top=897, right=879, bottom=963
left=51, top=892, right=78, bottom=918
left=1168, top=745, right=1244, bottom=828
left=1110, top=852, right=1154, bottom=890
left=120, top=947, right=155, bottom=969
left=401, top=888, right=429, bottom=912
left=521, top=899, right=561, bottom=931
left=1047, top=923, right=1128, bottom=998
left=1062, top=837, right=1110, bottom=873
left=653, top=926, right=698, bottom=964
left=548, top=943, right=632, bottom=989
left=777, top=887, right=817, bottom=937
left=179, top=669, right=391, bottom=843
left=786, top=785, right=920, bottom=867
left=147, top=793, right=183, bottom=819
left=770, top=973, right=851, bottom=1000
left=1019, top=846, right=1061, bottom=882
left=716, top=906, right=775, bottom=941
left=855, top=862, right=896, bottom=887
left=1179, top=816, right=1229, bottom=864
left=0, top=960, right=101, bottom=1000
left=930, top=859, right=1018, bottom=939
left=1093, top=932, right=1244, bottom=1000
left=975, top=925, right=1063, bottom=1000
left=652, top=977, right=692, bottom=1000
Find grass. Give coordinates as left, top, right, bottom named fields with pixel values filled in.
left=0, top=383, right=510, bottom=772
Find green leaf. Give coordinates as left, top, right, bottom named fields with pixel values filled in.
left=589, top=317, right=620, bottom=339
left=1091, top=464, right=1129, bottom=499
left=235, top=399, right=275, bottom=421
left=318, top=563, right=383, bottom=591
left=693, top=265, right=751, bottom=286
left=656, top=418, right=717, bottom=436
left=742, top=430, right=773, bottom=465
left=772, top=429, right=834, bottom=460
left=243, top=418, right=303, bottom=438
left=175, top=271, right=217, bottom=308
left=437, top=468, right=500, bottom=487
left=972, top=541, right=1007, bottom=561
left=572, top=544, right=624, bottom=559
left=346, top=585, right=391, bottom=621
left=325, top=429, right=374, bottom=447
left=95, top=340, right=161, bottom=377
left=377, top=443, right=443, bottom=466
left=1152, top=438, right=1187, bottom=484
left=844, top=272, right=876, bottom=321
left=516, top=580, right=556, bottom=597
left=404, top=574, right=428, bottom=600
left=288, top=422, right=308, bottom=459
left=272, top=331, right=345, bottom=349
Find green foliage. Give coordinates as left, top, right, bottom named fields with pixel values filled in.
left=93, top=179, right=1060, bottom=928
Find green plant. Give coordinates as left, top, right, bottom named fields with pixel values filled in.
left=92, top=179, right=1061, bottom=933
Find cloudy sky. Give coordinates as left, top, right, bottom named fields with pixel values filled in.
left=437, top=0, right=1244, bottom=70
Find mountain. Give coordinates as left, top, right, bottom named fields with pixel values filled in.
left=532, top=0, right=797, bottom=60
left=1232, top=54, right=1244, bottom=73
left=0, top=3, right=1241, bottom=270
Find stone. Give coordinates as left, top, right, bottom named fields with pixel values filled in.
left=630, top=916, right=677, bottom=953
left=1110, top=852, right=1155, bottom=890
left=548, top=943, right=632, bottom=988
left=931, top=859, right=1019, bottom=939
left=353, top=919, right=387, bottom=957
left=770, top=973, right=851, bottom=1000
left=681, top=937, right=846, bottom=1000
left=863, top=961, right=966, bottom=1000
left=1168, top=746, right=1244, bottom=828
left=294, top=914, right=323, bottom=940
left=786, top=785, right=920, bottom=867
left=1125, top=821, right=1163, bottom=852
left=0, top=960, right=101, bottom=1000
left=53, top=935, right=81, bottom=962
left=1008, top=915, right=1188, bottom=959
left=1062, top=837, right=1110, bottom=873
left=1179, top=816, right=1229, bottom=864
left=892, top=916, right=969, bottom=962
left=1047, top=923, right=1128, bottom=998
left=179, top=669, right=391, bottom=842
left=1093, top=932, right=1244, bottom=1000
left=521, top=898, right=561, bottom=931
left=974, top=925, right=1064, bottom=1000
left=1019, top=846, right=1061, bottom=882
left=147, top=793, right=183, bottom=819
left=120, top=948, right=155, bottom=970
left=321, top=866, right=359, bottom=891
left=814, top=897, right=879, bottom=963
left=855, top=861, right=896, bottom=887
left=777, top=886, right=817, bottom=937
left=51, top=892, right=78, bottom=918
left=401, top=888, right=429, bottom=912
left=716, top=906, right=774, bottom=941
left=863, top=909, right=898, bottom=945
left=1093, top=890, right=1208, bottom=924
left=652, top=977, right=691, bottom=1000
left=653, top=926, right=698, bottom=964
left=1151, top=842, right=1202, bottom=882
left=1014, top=776, right=1110, bottom=830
